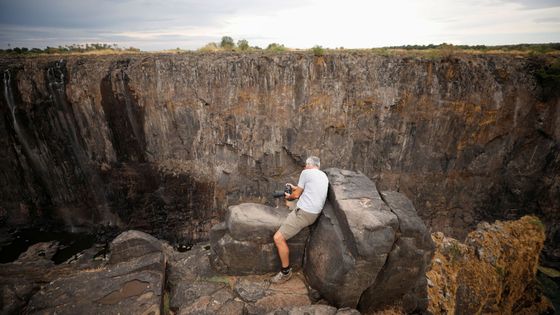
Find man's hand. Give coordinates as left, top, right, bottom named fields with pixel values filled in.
left=285, top=183, right=303, bottom=200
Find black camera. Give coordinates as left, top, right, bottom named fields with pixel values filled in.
left=272, top=184, right=292, bottom=198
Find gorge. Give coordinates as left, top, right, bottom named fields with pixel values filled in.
left=0, top=51, right=558, bottom=268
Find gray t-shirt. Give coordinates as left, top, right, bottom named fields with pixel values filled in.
left=296, top=168, right=329, bottom=214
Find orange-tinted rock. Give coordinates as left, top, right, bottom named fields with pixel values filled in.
left=427, top=215, right=553, bottom=314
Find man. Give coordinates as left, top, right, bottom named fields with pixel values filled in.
left=271, top=156, right=329, bottom=284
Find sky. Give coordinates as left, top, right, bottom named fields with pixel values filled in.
left=0, top=0, right=559, bottom=51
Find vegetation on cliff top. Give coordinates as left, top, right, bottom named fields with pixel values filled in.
left=2, top=36, right=559, bottom=57
left=0, top=43, right=141, bottom=56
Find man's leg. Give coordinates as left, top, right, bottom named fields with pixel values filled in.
left=271, top=230, right=292, bottom=283
left=273, top=231, right=289, bottom=268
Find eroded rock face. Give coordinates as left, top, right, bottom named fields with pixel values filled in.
left=0, top=53, right=557, bottom=262
left=210, top=203, right=310, bottom=275
left=26, top=230, right=166, bottom=315
left=304, top=168, right=433, bottom=312
left=427, top=216, right=553, bottom=314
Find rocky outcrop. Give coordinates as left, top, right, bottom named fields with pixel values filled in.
left=427, top=215, right=554, bottom=314
left=304, top=168, right=433, bottom=312
left=0, top=53, right=558, bottom=264
left=1, top=227, right=364, bottom=315
left=26, top=230, right=166, bottom=315
left=209, top=168, right=433, bottom=312
left=209, top=203, right=310, bottom=274
left=166, top=240, right=360, bottom=315
left=0, top=239, right=106, bottom=315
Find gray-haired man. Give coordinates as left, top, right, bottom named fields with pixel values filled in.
left=271, top=156, right=329, bottom=283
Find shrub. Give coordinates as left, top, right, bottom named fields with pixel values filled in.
left=312, top=45, right=324, bottom=56
left=237, top=39, right=249, bottom=51
left=220, top=36, right=235, bottom=49
left=534, top=58, right=560, bottom=101
left=198, top=42, right=220, bottom=52
left=266, top=43, right=286, bottom=52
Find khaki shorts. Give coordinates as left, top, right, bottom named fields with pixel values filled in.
left=278, top=208, right=319, bottom=240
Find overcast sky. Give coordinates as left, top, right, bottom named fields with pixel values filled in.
left=0, top=0, right=559, bottom=51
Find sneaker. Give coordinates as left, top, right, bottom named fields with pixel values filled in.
left=270, top=269, right=292, bottom=284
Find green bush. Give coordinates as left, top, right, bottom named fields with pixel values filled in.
left=220, top=36, right=235, bottom=49
left=237, top=39, right=249, bottom=51
left=266, top=43, right=286, bottom=52
left=312, top=45, right=324, bottom=56
left=535, top=59, right=560, bottom=100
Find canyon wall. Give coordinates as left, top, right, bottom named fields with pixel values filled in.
left=0, top=52, right=558, bottom=262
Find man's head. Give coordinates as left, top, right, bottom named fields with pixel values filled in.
left=305, top=156, right=321, bottom=169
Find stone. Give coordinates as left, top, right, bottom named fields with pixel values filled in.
left=210, top=203, right=310, bottom=275
left=234, top=276, right=270, bottom=302
left=109, top=229, right=164, bottom=263
left=358, top=191, right=435, bottom=313
left=266, top=305, right=338, bottom=315
left=426, top=216, right=554, bottom=314
left=304, top=168, right=399, bottom=308
left=25, top=230, right=166, bottom=315
left=226, top=203, right=288, bottom=243
left=250, top=274, right=311, bottom=314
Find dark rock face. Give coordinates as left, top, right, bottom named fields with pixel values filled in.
left=25, top=230, right=166, bottom=315
left=303, top=169, right=397, bottom=308
left=358, top=191, right=435, bottom=312
left=210, top=203, right=310, bottom=275
left=303, top=168, right=433, bottom=311
left=0, top=53, right=558, bottom=263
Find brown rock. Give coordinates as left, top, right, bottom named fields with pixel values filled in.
left=426, top=215, right=554, bottom=314
left=25, top=230, right=166, bottom=315
left=210, top=203, right=310, bottom=275
left=0, top=54, right=557, bottom=264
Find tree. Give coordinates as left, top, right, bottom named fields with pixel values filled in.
left=237, top=39, right=249, bottom=51
left=266, top=43, right=286, bottom=52
left=220, top=36, right=235, bottom=49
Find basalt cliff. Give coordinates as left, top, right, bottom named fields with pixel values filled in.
left=0, top=52, right=558, bottom=264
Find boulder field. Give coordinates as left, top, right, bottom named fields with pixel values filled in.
left=0, top=214, right=552, bottom=314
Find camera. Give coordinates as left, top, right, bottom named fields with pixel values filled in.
left=272, top=184, right=293, bottom=199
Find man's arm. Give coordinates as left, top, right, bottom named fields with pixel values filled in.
left=285, top=183, right=303, bottom=200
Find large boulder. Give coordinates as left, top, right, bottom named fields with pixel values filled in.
left=210, top=203, right=311, bottom=275
left=358, top=191, right=435, bottom=313
left=26, top=230, right=166, bottom=315
left=304, top=168, right=434, bottom=312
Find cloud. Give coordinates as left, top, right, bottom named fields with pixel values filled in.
left=0, top=0, right=558, bottom=50
left=499, top=0, right=560, bottom=9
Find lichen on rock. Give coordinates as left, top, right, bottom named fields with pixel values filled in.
left=427, top=215, right=553, bottom=314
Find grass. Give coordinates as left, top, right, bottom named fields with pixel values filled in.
left=444, top=241, right=464, bottom=264
left=527, top=216, right=546, bottom=233
left=3, top=43, right=559, bottom=58
left=162, top=290, right=170, bottom=315
left=202, top=275, right=232, bottom=285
